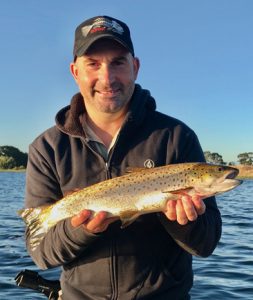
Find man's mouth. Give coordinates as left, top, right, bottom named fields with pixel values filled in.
left=97, top=89, right=121, bottom=98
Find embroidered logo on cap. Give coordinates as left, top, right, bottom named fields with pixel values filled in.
left=81, top=17, right=124, bottom=37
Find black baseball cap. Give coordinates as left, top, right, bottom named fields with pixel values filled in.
left=73, top=16, right=135, bottom=58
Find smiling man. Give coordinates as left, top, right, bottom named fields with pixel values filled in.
left=70, top=38, right=139, bottom=149
left=24, top=16, right=222, bottom=299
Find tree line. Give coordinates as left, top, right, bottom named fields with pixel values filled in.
left=0, top=146, right=252, bottom=169
left=204, top=151, right=253, bottom=166
left=0, top=146, right=28, bottom=169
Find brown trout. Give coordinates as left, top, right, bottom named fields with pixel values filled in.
left=19, top=162, right=241, bottom=250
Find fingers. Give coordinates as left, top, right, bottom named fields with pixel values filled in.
left=71, top=209, right=91, bottom=227
left=85, top=211, right=108, bottom=233
left=165, top=200, right=177, bottom=221
left=71, top=210, right=118, bottom=234
left=164, top=194, right=206, bottom=225
left=192, top=194, right=206, bottom=215
left=181, top=196, right=198, bottom=222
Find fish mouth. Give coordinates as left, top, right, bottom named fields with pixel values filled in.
left=218, top=167, right=242, bottom=192
left=226, top=167, right=239, bottom=179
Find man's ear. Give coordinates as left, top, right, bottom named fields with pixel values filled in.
left=70, top=62, right=78, bottom=80
left=133, top=57, right=140, bottom=80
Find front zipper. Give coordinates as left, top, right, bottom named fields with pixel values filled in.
left=105, top=161, right=118, bottom=299
left=105, top=161, right=111, bottom=180
left=110, top=237, right=118, bottom=300
left=82, top=138, right=120, bottom=298
left=82, top=137, right=111, bottom=179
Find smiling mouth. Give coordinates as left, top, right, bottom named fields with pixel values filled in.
left=97, top=89, right=120, bottom=97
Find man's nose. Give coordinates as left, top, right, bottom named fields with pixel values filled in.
left=98, top=64, right=115, bottom=85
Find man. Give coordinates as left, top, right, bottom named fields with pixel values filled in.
left=25, top=16, right=222, bottom=299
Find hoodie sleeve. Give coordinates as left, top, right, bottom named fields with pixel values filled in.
left=24, top=141, right=100, bottom=269
left=160, top=126, right=222, bottom=257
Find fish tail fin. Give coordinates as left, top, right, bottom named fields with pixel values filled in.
left=18, top=205, right=53, bottom=251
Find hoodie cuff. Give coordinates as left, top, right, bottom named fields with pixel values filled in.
left=63, top=218, right=100, bottom=247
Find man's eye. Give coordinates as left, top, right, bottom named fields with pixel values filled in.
left=87, top=62, right=99, bottom=67
left=113, top=60, right=125, bottom=66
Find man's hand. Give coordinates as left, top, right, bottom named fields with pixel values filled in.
left=164, top=194, right=206, bottom=225
left=71, top=210, right=119, bottom=233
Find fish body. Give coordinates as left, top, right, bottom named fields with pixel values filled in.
left=19, top=163, right=242, bottom=250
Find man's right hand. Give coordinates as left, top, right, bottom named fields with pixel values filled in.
left=71, top=210, right=118, bottom=233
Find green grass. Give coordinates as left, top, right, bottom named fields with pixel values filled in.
left=0, top=168, right=26, bottom=172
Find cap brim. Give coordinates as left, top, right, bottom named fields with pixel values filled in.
left=75, top=34, right=133, bottom=57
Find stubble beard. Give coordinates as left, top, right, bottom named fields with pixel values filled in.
left=93, top=82, right=135, bottom=114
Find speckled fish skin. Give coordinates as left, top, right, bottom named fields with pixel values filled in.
left=18, top=162, right=241, bottom=250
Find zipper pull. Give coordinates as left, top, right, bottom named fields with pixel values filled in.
left=105, top=162, right=111, bottom=179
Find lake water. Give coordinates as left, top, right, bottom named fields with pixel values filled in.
left=0, top=172, right=252, bottom=299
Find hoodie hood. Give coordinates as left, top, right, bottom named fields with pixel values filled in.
left=55, top=84, right=156, bottom=137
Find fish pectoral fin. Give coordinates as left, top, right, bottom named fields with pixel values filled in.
left=159, top=192, right=178, bottom=201
left=161, top=187, right=194, bottom=199
left=119, top=210, right=141, bottom=228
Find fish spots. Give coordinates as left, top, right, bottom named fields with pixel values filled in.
left=20, top=162, right=241, bottom=251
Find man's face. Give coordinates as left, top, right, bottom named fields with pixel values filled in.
left=70, top=39, right=139, bottom=115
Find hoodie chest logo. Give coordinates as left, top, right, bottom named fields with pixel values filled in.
left=144, top=159, right=155, bottom=168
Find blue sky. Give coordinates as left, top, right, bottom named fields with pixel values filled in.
left=0, top=0, right=252, bottom=163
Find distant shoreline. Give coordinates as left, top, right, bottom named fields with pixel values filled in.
left=0, top=168, right=26, bottom=173
left=234, top=165, right=253, bottom=179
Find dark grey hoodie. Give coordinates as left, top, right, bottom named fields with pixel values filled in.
left=25, top=84, right=222, bottom=300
